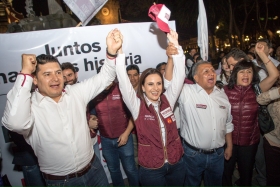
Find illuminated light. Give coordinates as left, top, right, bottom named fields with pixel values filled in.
left=273, top=16, right=278, bottom=20
left=258, top=35, right=263, bottom=39
left=216, top=26, right=219, bottom=29
left=245, top=36, right=250, bottom=42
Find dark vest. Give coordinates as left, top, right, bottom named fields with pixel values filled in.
left=91, top=83, right=129, bottom=138
left=135, top=94, right=183, bottom=169
left=224, top=85, right=260, bottom=146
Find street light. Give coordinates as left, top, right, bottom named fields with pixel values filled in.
left=225, top=43, right=231, bottom=47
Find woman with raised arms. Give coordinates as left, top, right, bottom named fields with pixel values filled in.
left=114, top=30, right=186, bottom=186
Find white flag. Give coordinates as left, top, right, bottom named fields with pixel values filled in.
left=63, top=0, right=108, bottom=26
left=197, top=0, right=208, bottom=61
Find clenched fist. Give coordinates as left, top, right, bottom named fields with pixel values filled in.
left=106, top=28, right=123, bottom=55
left=21, top=54, right=37, bottom=74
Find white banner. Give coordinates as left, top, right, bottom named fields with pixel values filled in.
left=63, top=0, right=108, bottom=26
left=0, top=21, right=175, bottom=186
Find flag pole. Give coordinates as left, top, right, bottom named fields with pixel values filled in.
left=76, top=22, right=82, bottom=27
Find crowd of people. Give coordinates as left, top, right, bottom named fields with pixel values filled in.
left=1, top=28, right=280, bottom=186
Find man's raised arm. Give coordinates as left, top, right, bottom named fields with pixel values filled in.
left=71, top=29, right=123, bottom=104
left=2, top=54, right=37, bottom=136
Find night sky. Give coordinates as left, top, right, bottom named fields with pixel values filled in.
left=8, top=0, right=280, bottom=41
left=12, top=0, right=49, bottom=17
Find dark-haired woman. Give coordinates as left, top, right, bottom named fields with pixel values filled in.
left=116, top=30, right=186, bottom=186
left=222, top=43, right=279, bottom=186
left=217, top=56, right=230, bottom=86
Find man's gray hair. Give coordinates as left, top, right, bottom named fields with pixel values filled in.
left=191, top=61, right=212, bottom=82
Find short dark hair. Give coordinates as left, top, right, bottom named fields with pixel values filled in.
left=156, top=62, right=167, bottom=71
left=226, top=48, right=249, bottom=61
left=257, top=38, right=272, bottom=48
left=192, top=61, right=212, bottom=79
left=61, top=62, right=76, bottom=73
left=137, top=68, right=163, bottom=108
left=126, top=64, right=140, bottom=74
left=227, top=60, right=260, bottom=89
left=35, top=54, right=61, bottom=75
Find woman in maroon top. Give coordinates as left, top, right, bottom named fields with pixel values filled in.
left=222, top=60, right=260, bottom=186
left=116, top=30, right=186, bottom=186
left=222, top=42, right=279, bottom=186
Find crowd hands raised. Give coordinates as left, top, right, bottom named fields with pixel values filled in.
left=1, top=28, right=280, bottom=186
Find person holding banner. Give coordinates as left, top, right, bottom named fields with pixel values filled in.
left=116, top=30, right=186, bottom=186
left=1, top=28, right=122, bottom=186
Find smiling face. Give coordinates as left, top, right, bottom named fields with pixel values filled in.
left=194, top=63, right=216, bottom=94
left=236, top=67, right=253, bottom=87
left=142, top=73, right=163, bottom=103
left=33, top=62, right=64, bottom=102
left=62, top=68, right=78, bottom=85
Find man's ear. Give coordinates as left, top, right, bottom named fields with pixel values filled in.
left=33, top=76, right=38, bottom=85
left=75, top=72, right=78, bottom=79
left=193, top=74, right=198, bottom=83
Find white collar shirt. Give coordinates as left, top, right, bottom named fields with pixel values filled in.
left=144, top=95, right=166, bottom=146
left=2, top=58, right=116, bottom=175
left=178, top=84, right=233, bottom=149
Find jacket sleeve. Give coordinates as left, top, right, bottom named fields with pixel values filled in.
left=2, top=74, right=34, bottom=136
left=257, top=87, right=280, bottom=105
